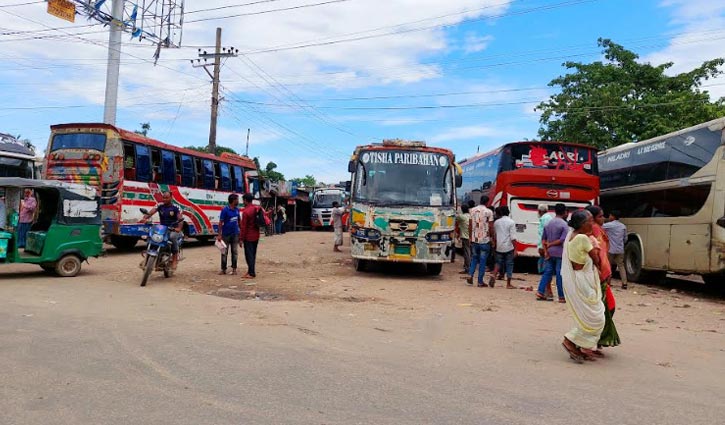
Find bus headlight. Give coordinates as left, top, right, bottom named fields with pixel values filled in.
left=426, top=231, right=453, bottom=242
left=352, top=226, right=381, bottom=241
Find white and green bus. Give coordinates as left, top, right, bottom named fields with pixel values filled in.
left=599, top=117, right=725, bottom=286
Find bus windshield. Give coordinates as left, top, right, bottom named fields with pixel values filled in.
left=51, top=133, right=107, bottom=152
left=313, top=193, right=343, bottom=208
left=0, top=156, right=34, bottom=178
left=354, top=150, right=453, bottom=207
left=501, top=143, right=597, bottom=175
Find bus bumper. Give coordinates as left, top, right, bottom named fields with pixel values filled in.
left=350, top=237, right=452, bottom=263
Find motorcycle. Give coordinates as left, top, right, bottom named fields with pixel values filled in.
left=138, top=208, right=183, bottom=287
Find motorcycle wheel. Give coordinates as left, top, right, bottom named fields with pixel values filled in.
left=141, top=255, right=155, bottom=287
left=164, top=267, right=173, bottom=278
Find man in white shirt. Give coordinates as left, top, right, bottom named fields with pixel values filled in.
left=490, top=206, right=517, bottom=289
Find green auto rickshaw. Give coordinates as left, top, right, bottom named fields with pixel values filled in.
left=0, top=178, right=103, bottom=277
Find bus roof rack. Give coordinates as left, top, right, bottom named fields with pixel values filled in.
left=382, top=139, right=426, bottom=148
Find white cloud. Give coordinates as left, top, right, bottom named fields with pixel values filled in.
left=463, top=33, right=494, bottom=53
left=644, top=0, right=725, bottom=99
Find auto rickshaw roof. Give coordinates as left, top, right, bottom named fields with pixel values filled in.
left=0, top=178, right=97, bottom=200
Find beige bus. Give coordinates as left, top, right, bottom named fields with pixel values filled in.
left=599, top=117, right=725, bottom=286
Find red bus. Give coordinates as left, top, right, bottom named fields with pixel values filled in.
left=44, top=123, right=260, bottom=250
left=459, top=141, right=599, bottom=257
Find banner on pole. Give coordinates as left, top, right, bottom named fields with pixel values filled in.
left=47, top=0, right=76, bottom=23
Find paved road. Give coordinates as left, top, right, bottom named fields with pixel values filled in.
left=1, top=236, right=724, bottom=425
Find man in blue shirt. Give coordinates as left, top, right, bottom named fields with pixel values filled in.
left=217, top=194, right=242, bottom=275
left=142, top=191, right=183, bottom=270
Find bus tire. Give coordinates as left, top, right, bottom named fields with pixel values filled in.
left=426, top=263, right=443, bottom=276
left=624, top=240, right=665, bottom=284
left=110, top=235, right=138, bottom=251
left=353, top=258, right=367, bottom=272
left=55, top=255, right=82, bottom=277
left=702, top=273, right=723, bottom=286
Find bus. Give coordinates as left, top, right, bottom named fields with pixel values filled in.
left=459, top=141, right=599, bottom=257
left=347, top=139, right=462, bottom=275
left=0, top=133, right=39, bottom=178
left=43, top=123, right=261, bottom=250
left=599, top=118, right=725, bottom=286
left=310, top=187, right=347, bottom=229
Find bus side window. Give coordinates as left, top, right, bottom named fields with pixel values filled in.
left=151, top=149, right=162, bottom=182
left=135, top=145, right=152, bottom=182
left=161, top=150, right=176, bottom=186
left=213, top=162, right=222, bottom=190
left=203, top=159, right=215, bottom=190
left=233, top=166, right=244, bottom=193
left=219, top=163, right=232, bottom=191
left=123, top=142, right=136, bottom=181
left=180, top=155, right=195, bottom=187
left=174, top=154, right=182, bottom=186
left=194, top=158, right=204, bottom=188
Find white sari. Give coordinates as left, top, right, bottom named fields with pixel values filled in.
left=561, top=232, right=605, bottom=350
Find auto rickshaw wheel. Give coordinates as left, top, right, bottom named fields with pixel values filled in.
left=55, top=255, right=82, bottom=277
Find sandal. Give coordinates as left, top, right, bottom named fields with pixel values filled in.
left=561, top=339, right=584, bottom=364
left=579, top=348, right=598, bottom=361
left=536, top=293, right=548, bottom=301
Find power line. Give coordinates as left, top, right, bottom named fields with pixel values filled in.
left=186, top=0, right=289, bottom=15
left=0, top=1, right=44, bottom=8
left=186, top=0, right=353, bottom=24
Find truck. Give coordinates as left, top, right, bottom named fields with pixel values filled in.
left=311, top=187, right=347, bottom=230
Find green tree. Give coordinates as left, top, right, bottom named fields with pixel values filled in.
left=289, top=174, right=317, bottom=187
left=264, top=161, right=285, bottom=182
left=536, top=38, right=725, bottom=149
left=15, top=134, right=35, bottom=154
left=135, top=122, right=151, bottom=136
left=184, top=145, right=238, bottom=156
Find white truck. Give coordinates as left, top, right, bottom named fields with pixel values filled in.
left=311, top=188, right=347, bottom=230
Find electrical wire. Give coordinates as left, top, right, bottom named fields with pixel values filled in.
left=185, top=0, right=353, bottom=24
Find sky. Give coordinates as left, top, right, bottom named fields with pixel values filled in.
left=1, top=0, right=724, bottom=184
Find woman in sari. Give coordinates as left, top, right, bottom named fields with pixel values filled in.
left=560, top=210, right=605, bottom=363
left=586, top=206, right=621, bottom=350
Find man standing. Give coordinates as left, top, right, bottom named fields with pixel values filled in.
left=490, top=206, right=517, bottom=289
left=141, top=191, right=183, bottom=270
left=275, top=205, right=286, bottom=235
left=456, top=203, right=471, bottom=275
left=467, top=196, right=494, bottom=287
left=537, top=204, right=553, bottom=274
left=536, top=203, right=569, bottom=302
left=217, top=194, right=242, bottom=275
left=331, top=201, right=346, bottom=253
left=240, top=193, right=261, bottom=279
left=17, top=188, right=37, bottom=248
left=603, top=210, right=628, bottom=289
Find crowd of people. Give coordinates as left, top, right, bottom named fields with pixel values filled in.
left=457, top=196, right=627, bottom=364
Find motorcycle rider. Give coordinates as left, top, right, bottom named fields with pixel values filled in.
left=141, top=191, right=183, bottom=270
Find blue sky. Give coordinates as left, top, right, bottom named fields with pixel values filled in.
left=1, top=0, right=723, bottom=183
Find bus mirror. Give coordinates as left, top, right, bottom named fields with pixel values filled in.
left=455, top=174, right=463, bottom=188
left=345, top=181, right=352, bottom=192
left=717, top=216, right=725, bottom=229
left=348, top=160, right=356, bottom=173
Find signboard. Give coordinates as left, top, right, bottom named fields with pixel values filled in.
left=512, top=143, right=593, bottom=172
left=360, top=151, right=449, bottom=167
left=47, top=0, right=76, bottom=23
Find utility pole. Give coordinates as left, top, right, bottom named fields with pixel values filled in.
left=245, top=128, right=251, bottom=157
left=103, top=0, right=125, bottom=125
left=192, top=28, right=238, bottom=155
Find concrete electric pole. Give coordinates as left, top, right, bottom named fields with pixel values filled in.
left=103, top=0, right=125, bottom=125
left=192, top=28, right=238, bottom=155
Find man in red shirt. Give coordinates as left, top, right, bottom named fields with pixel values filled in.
left=239, top=193, right=261, bottom=279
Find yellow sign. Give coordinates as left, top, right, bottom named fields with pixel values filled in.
left=47, top=0, right=76, bottom=23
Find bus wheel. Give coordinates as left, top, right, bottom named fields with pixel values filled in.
left=353, top=258, right=367, bottom=272
left=426, top=263, right=443, bottom=276
left=703, top=273, right=723, bottom=286
left=624, top=241, right=665, bottom=284
left=196, top=236, right=214, bottom=245
left=110, top=235, right=138, bottom=251
left=55, top=255, right=82, bottom=277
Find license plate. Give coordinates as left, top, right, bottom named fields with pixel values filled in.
left=394, top=245, right=411, bottom=255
